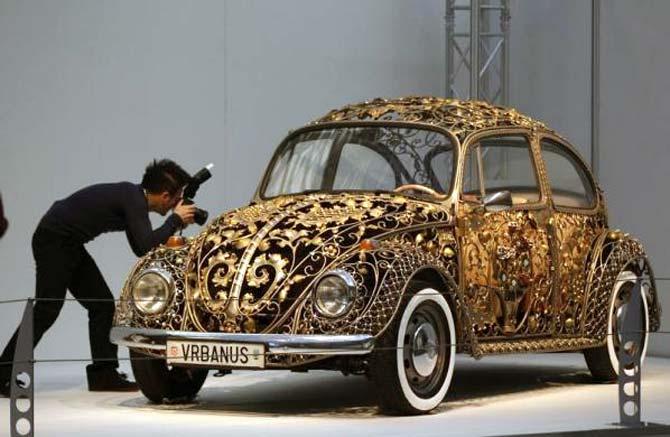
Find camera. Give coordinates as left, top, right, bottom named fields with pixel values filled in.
left=183, top=163, right=213, bottom=226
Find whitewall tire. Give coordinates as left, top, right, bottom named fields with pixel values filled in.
left=584, top=270, right=650, bottom=381
left=372, top=283, right=456, bottom=415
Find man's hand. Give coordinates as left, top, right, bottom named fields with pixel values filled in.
left=173, top=200, right=197, bottom=226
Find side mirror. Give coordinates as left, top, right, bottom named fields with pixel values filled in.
left=482, top=190, right=513, bottom=211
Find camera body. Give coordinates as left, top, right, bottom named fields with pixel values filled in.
left=182, top=199, right=208, bottom=226
left=183, top=163, right=213, bottom=226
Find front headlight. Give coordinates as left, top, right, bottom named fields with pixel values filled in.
left=314, top=269, right=357, bottom=318
left=131, top=267, right=174, bottom=315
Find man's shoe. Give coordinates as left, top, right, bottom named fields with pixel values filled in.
left=0, top=365, right=11, bottom=397
left=86, top=366, right=138, bottom=392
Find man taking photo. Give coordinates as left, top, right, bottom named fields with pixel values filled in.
left=1, top=159, right=197, bottom=396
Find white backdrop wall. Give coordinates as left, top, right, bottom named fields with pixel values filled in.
left=509, top=0, right=592, bottom=159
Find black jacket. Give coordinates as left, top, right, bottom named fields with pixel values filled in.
left=38, top=182, right=182, bottom=256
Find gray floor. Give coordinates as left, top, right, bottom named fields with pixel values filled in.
left=2, top=354, right=670, bottom=436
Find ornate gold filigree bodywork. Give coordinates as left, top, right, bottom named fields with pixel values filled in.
left=314, top=96, right=553, bottom=141
left=182, top=193, right=454, bottom=338
left=551, top=213, right=605, bottom=336
left=583, top=232, right=661, bottom=338
left=114, top=244, right=190, bottom=331
left=459, top=205, right=554, bottom=339
left=116, top=193, right=461, bottom=367
left=114, top=96, right=661, bottom=365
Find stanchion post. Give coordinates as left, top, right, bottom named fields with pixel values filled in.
left=10, top=298, right=34, bottom=437
left=618, top=278, right=643, bottom=427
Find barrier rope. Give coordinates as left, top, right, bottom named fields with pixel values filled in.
left=0, top=276, right=666, bottom=363
left=0, top=330, right=667, bottom=366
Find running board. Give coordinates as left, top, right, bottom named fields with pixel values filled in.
left=476, top=337, right=603, bottom=356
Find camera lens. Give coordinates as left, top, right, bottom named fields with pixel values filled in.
left=194, top=208, right=208, bottom=225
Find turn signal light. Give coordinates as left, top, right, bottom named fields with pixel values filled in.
left=359, top=239, right=379, bottom=251
left=166, top=235, right=186, bottom=248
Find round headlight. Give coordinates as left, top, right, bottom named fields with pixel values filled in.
left=314, top=269, right=357, bottom=318
left=131, top=268, right=174, bottom=315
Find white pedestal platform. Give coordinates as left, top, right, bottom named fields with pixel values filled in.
left=2, top=354, right=669, bottom=436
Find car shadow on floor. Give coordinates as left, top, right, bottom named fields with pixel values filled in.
left=119, top=355, right=606, bottom=417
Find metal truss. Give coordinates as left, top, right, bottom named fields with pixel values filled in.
left=445, top=0, right=510, bottom=105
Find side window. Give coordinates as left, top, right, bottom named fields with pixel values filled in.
left=462, top=135, right=540, bottom=205
left=541, top=139, right=596, bottom=208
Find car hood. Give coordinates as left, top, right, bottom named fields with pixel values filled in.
left=183, top=192, right=452, bottom=333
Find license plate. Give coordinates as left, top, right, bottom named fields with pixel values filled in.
left=166, top=340, right=265, bottom=369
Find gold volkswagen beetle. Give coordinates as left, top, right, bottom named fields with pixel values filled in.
left=111, top=97, right=661, bottom=415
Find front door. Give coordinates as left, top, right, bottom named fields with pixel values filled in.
left=457, top=132, right=554, bottom=339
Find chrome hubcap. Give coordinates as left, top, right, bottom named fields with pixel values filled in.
left=411, top=322, right=439, bottom=377
left=402, top=301, right=450, bottom=398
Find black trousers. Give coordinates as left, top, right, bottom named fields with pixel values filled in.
left=0, top=226, right=118, bottom=381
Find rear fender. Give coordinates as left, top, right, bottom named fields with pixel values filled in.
left=582, top=230, right=661, bottom=341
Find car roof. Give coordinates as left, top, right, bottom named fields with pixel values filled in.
left=312, top=96, right=556, bottom=142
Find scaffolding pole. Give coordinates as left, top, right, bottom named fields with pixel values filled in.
left=445, top=0, right=510, bottom=105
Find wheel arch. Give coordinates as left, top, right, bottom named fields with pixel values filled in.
left=583, top=230, right=662, bottom=340
left=397, top=264, right=476, bottom=355
left=408, top=266, right=457, bottom=302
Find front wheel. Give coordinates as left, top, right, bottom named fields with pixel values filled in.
left=371, top=283, right=456, bottom=415
left=583, top=270, right=650, bottom=381
left=130, top=349, right=209, bottom=403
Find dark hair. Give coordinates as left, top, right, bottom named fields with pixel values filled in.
left=141, top=159, right=191, bottom=195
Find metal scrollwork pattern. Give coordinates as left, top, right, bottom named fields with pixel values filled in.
left=551, top=213, right=606, bottom=336
left=266, top=233, right=462, bottom=367
left=113, top=97, right=662, bottom=365
left=582, top=231, right=661, bottom=341
left=289, top=233, right=458, bottom=336
left=459, top=205, right=553, bottom=339
left=314, top=96, right=552, bottom=141
left=114, top=244, right=190, bottom=330
left=112, top=194, right=459, bottom=337
left=114, top=193, right=465, bottom=367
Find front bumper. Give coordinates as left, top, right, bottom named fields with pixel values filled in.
left=110, top=326, right=375, bottom=355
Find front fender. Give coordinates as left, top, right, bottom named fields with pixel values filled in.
left=113, top=244, right=190, bottom=331
left=287, top=235, right=461, bottom=340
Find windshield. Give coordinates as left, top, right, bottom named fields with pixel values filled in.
left=261, top=125, right=455, bottom=198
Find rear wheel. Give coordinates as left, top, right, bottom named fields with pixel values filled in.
left=371, top=283, right=456, bottom=415
left=130, top=349, right=209, bottom=403
left=583, top=270, right=650, bottom=381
